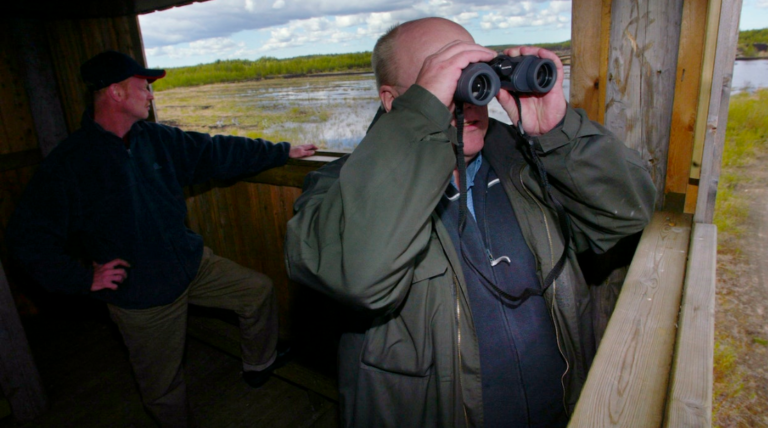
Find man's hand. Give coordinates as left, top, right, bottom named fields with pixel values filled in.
left=92, top=259, right=131, bottom=291
left=415, top=41, right=497, bottom=108
left=496, top=47, right=567, bottom=136
left=289, top=144, right=318, bottom=159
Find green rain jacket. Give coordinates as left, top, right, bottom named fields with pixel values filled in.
left=285, top=85, right=656, bottom=427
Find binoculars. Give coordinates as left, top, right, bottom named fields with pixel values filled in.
left=455, top=54, right=557, bottom=106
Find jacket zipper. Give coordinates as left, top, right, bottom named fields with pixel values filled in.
left=518, top=168, right=570, bottom=416
left=453, top=272, right=471, bottom=427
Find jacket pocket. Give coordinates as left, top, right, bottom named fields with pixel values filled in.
left=360, top=236, right=447, bottom=377
left=360, top=314, right=434, bottom=377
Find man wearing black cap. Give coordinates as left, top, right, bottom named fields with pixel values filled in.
left=6, top=50, right=317, bottom=427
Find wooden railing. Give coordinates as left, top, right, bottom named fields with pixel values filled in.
left=569, top=213, right=716, bottom=427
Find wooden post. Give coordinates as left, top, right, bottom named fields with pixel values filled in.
left=664, top=0, right=713, bottom=212
left=693, top=0, right=743, bottom=223
left=0, top=260, right=48, bottom=422
left=604, top=0, right=685, bottom=210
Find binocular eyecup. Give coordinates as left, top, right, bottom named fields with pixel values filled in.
left=454, top=54, right=557, bottom=106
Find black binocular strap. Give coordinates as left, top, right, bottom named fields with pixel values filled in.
left=452, top=98, right=571, bottom=305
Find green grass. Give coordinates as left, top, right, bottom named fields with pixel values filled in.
left=714, top=89, right=768, bottom=239
left=713, top=333, right=746, bottom=423
left=152, top=53, right=372, bottom=92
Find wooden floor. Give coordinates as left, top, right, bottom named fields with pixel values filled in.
left=0, top=300, right=339, bottom=428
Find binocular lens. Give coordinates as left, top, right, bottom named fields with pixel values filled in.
left=472, top=75, right=493, bottom=100
left=534, top=63, right=555, bottom=92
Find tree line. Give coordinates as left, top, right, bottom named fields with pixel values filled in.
left=151, top=27, right=765, bottom=92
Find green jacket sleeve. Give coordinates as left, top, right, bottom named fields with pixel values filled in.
left=285, top=86, right=456, bottom=314
left=531, top=106, right=657, bottom=254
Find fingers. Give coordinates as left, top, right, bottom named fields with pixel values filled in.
left=105, top=258, right=131, bottom=269
left=416, top=41, right=497, bottom=107
left=289, top=144, right=318, bottom=159
left=91, top=258, right=131, bottom=291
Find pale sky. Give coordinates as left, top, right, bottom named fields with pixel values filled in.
left=140, top=0, right=768, bottom=68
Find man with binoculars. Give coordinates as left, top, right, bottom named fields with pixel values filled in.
left=286, top=17, right=656, bottom=427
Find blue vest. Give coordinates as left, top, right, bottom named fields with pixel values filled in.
left=436, top=158, right=567, bottom=428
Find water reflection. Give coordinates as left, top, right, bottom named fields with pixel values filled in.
left=732, top=59, right=768, bottom=94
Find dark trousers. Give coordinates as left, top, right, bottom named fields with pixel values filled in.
left=107, top=247, right=278, bottom=427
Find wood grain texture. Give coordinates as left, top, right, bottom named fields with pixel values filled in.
left=664, top=0, right=709, bottom=200
left=570, top=0, right=611, bottom=122
left=569, top=212, right=692, bottom=427
left=694, top=0, right=743, bottom=223
left=604, top=0, right=685, bottom=210
left=663, top=223, right=716, bottom=427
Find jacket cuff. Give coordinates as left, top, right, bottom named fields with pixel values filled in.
left=391, top=85, right=453, bottom=132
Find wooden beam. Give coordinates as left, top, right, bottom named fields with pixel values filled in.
left=569, top=212, right=692, bottom=427
left=604, top=0, right=685, bottom=210
left=693, top=0, right=743, bottom=223
left=664, top=0, right=711, bottom=210
left=663, top=223, right=716, bottom=427
left=570, top=0, right=611, bottom=124
left=9, top=19, right=69, bottom=157
left=0, top=260, right=48, bottom=422
left=683, top=0, right=723, bottom=213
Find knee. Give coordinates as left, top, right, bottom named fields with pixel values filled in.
left=241, top=271, right=275, bottom=312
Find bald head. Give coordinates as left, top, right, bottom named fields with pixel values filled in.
left=372, top=17, right=475, bottom=90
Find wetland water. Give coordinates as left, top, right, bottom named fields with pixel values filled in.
left=158, top=59, right=765, bottom=152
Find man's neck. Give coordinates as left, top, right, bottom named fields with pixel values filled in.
left=93, top=109, right=136, bottom=139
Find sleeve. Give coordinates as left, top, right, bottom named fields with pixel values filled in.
left=6, top=165, right=94, bottom=295
left=531, top=106, right=657, bottom=254
left=285, top=85, right=456, bottom=314
left=157, top=124, right=292, bottom=187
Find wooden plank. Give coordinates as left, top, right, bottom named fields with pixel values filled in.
left=694, top=0, right=743, bottom=223
left=663, top=223, right=716, bottom=427
left=570, top=0, right=611, bottom=123
left=603, top=0, right=686, bottom=210
left=0, top=259, right=49, bottom=421
left=569, top=211, right=692, bottom=427
left=684, top=0, right=724, bottom=213
left=664, top=0, right=710, bottom=206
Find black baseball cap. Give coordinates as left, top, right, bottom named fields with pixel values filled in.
left=80, top=50, right=166, bottom=91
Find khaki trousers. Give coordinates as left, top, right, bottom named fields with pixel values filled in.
left=108, top=247, right=278, bottom=427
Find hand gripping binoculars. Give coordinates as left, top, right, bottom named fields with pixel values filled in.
left=454, top=54, right=557, bottom=106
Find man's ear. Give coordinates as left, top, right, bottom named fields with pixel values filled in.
left=379, top=85, right=397, bottom=112
left=106, top=83, right=123, bottom=102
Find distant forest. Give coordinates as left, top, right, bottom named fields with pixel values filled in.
left=152, top=28, right=765, bottom=92
left=738, top=28, right=768, bottom=57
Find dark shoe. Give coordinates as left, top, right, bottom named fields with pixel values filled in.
left=242, top=343, right=293, bottom=388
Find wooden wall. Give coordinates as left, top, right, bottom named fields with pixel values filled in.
left=572, top=0, right=686, bottom=210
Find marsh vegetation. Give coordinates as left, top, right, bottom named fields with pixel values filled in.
left=713, top=88, right=768, bottom=426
